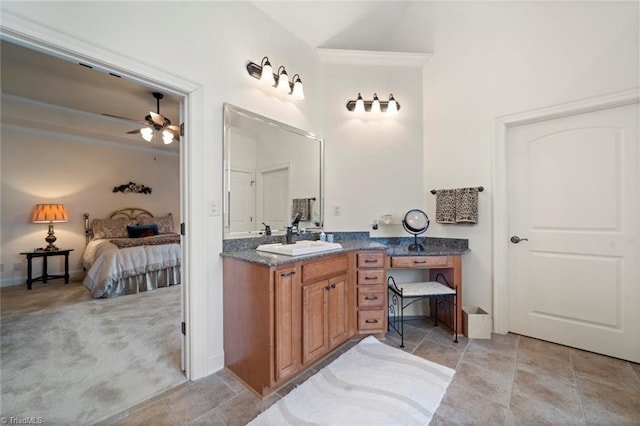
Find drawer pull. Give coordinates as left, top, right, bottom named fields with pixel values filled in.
left=365, top=276, right=377, bottom=280
left=413, top=260, right=427, bottom=264
left=365, top=296, right=378, bottom=301
left=365, top=319, right=379, bottom=324
left=364, top=259, right=379, bottom=263
left=280, top=271, right=296, bottom=277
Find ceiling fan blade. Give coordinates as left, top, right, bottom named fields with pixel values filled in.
left=126, top=128, right=144, bottom=135
left=149, top=111, right=169, bottom=127
left=102, top=113, right=148, bottom=125
left=167, top=124, right=180, bottom=133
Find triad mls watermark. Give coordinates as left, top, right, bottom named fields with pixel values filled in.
left=0, top=417, right=44, bottom=425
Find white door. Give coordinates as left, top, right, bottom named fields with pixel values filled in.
left=257, top=165, right=291, bottom=232
left=507, top=103, right=639, bottom=362
left=228, top=169, right=255, bottom=233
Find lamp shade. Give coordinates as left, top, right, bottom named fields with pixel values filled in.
left=31, top=204, right=69, bottom=223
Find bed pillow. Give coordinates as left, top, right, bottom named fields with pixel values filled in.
left=138, top=215, right=174, bottom=234
left=127, top=224, right=159, bottom=238
left=92, top=218, right=138, bottom=239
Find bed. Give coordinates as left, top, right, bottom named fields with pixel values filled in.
left=82, top=208, right=181, bottom=298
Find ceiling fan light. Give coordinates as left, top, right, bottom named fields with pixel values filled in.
left=141, top=127, right=154, bottom=142
left=371, top=93, right=381, bottom=113
left=260, top=56, right=275, bottom=86
left=276, top=66, right=290, bottom=93
left=162, top=130, right=174, bottom=145
left=291, top=74, right=304, bottom=100
left=354, top=93, right=365, bottom=114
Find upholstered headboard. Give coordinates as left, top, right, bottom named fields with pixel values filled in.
left=83, top=208, right=159, bottom=244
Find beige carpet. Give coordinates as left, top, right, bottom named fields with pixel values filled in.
left=1, top=284, right=186, bottom=425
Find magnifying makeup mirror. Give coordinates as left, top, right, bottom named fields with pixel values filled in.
left=402, top=209, right=430, bottom=251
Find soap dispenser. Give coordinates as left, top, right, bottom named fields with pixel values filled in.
left=319, top=231, right=326, bottom=242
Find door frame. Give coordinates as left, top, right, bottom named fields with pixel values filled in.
left=492, top=87, right=640, bottom=334
left=1, top=11, right=203, bottom=379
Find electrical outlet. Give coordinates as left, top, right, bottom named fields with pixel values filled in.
left=208, top=200, right=220, bottom=217
left=332, top=204, right=342, bottom=216
left=13, top=262, right=22, bottom=271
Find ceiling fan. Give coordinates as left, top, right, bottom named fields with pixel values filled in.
left=106, top=91, right=179, bottom=144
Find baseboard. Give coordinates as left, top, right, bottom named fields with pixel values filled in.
left=208, top=350, right=225, bottom=377
left=0, top=268, right=84, bottom=288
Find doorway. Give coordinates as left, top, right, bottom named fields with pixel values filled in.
left=1, top=16, right=197, bottom=381
left=493, top=90, right=639, bottom=362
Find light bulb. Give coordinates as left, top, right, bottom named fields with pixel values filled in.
left=354, top=93, right=365, bottom=114
left=291, top=75, right=304, bottom=99
left=387, top=94, right=398, bottom=114
left=276, top=66, right=290, bottom=93
left=141, top=127, right=154, bottom=142
left=371, top=93, right=381, bottom=113
left=162, top=130, right=174, bottom=145
left=260, top=57, right=275, bottom=86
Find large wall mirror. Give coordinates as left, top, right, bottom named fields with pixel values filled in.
left=223, top=104, right=324, bottom=238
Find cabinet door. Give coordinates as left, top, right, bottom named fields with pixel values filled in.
left=302, top=280, right=329, bottom=365
left=274, top=267, right=300, bottom=382
left=328, top=274, right=349, bottom=348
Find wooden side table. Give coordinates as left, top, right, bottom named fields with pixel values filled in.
left=19, top=249, right=74, bottom=290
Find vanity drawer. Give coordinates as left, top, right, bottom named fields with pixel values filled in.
left=301, top=254, right=348, bottom=283
left=357, top=286, right=384, bottom=308
left=390, top=255, right=452, bottom=269
left=358, top=310, right=385, bottom=331
left=357, top=269, right=385, bottom=285
left=357, top=252, right=385, bottom=268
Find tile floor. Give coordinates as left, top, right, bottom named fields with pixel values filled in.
left=103, top=319, right=640, bottom=425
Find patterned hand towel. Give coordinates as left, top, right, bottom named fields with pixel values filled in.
left=455, top=187, right=479, bottom=224
left=291, top=198, right=312, bottom=221
left=435, top=189, right=456, bottom=224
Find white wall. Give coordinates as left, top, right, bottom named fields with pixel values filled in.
left=409, top=1, right=639, bottom=313
left=322, top=61, right=425, bottom=231
left=0, top=117, right=180, bottom=287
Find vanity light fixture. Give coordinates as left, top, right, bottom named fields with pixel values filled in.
left=346, top=93, right=401, bottom=113
left=246, top=57, right=304, bottom=100
left=291, top=74, right=305, bottom=100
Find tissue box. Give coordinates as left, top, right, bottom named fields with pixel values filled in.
left=462, top=306, right=492, bottom=339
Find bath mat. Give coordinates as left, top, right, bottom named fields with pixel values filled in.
left=249, top=335, right=455, bottom=425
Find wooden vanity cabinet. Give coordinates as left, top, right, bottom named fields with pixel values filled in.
left=223, top=253, right=353, bottom=397
left=301, top=255, right=350, bottom=365
left=354, top=250, right=387, bottom=335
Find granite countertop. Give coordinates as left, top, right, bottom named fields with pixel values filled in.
left=221, top=234, right=469, bottom=267
left=220, top=239, right=387, bottom=266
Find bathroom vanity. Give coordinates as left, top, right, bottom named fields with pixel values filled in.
left=222, top=237, right=467, bottom=397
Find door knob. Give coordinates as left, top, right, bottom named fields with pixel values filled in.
left=510, top=236, right=529, bottom=244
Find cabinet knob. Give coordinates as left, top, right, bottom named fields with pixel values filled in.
left=331, top=283, right=336, bottom=289
left=325, top=285, right=331, bottom=291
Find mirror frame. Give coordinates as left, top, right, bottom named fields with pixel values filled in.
left=222, top=103, right=324, bottom=239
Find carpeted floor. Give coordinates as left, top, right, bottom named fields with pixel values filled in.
left=0, top=282, right=186, bottom=425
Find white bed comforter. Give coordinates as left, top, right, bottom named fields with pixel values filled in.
left=82, top=236, right=181, bottom=298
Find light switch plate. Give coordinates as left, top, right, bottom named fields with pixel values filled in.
left=208, top=200, right=220, bottom=217
left=332, top=204, right=341, bottom=216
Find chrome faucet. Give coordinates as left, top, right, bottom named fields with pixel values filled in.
left=284, top=226, right=297, bottom=244
left=262, top=223, right=271, bottom=236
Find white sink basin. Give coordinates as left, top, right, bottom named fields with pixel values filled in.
left=256, top=240, right=343, bottom=256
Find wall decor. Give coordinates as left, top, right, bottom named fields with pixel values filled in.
left=113, top=181, right=152, bottom=194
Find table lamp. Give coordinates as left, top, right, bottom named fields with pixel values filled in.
left=31, top=204, right=69, bottom=251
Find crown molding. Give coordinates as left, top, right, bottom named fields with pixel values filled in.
left=316, top=48, right=431, bottom=67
